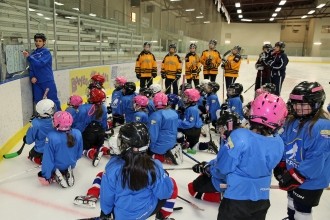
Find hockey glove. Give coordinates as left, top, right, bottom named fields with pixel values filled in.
left=161, top=72, right=166, bottom=79
left=152, top=71, right=157, bottom=78
left=136, top=73, right=141, bottom=79
left=273, top=161, right=287, bottom=181
left=279, top=168, right=306, bottom=191
left=100, top=210, right=113, bottom=220
left=176, top=73, right=181, bottom=80
left=38, top=171, right=51, bottom=186
left=192, top=161, right=211, bottom=176
left=234, top=54, right=241, bottom=62
left=23, top=135, right=27, bottom=143
left=107, top=106, right=112, bottom=114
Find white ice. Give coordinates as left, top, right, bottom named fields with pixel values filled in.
left=0, top=61, right=329, bottom=220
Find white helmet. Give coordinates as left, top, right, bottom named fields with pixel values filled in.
left=149, top=84, right=161, bottom=94
left=36, top=99, right=55, bottom=118
left=201, top=79, right=211, bottom=85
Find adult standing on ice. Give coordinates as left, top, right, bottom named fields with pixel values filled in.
left=23, top=33, right=61, bottom=111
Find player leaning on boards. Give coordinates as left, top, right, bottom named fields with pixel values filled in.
left=275, top=81, right=330, bottom=220
left=200, top=39, right=221, bottom=82
left=222, top=45, right=242, bottom=90
left=135, top=42, right=158, bottom=88
left=184, top=43, right=202, bottom=87
left=23, top=33, right=61, bottom=111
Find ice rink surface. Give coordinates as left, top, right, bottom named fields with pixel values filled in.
left=0, top=61, right=329, bottom=220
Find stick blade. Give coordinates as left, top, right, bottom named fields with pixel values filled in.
left=3, top=152, right=19, bottom=159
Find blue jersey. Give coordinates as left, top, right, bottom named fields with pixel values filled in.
left=147, top=99, right=156, bottom=116
left=178, top=104, right=203, bottom=129
left=26, top=118, right=54, bottom=153
left=65, top=107, right=79, bottom=129
left=209, top=142, right=227, bottom=192
left=148, top=109, right=178, bottom=154
left=111, top=88, right=123, bottom=115
left=121, top=93, right=137, bottom=123
left=100, top=156, right=173, bottom=220
left=280, top=119, right=330, bottom=190
left=41, top=129, right=83, bottom=179
left=217, top=128, right=284, bottom=201
left=75, top=103, right=107, bottom=132
left=28, top=47, right=54, bottom=83
left=327, top=104, right=330, bottom=113
left=228, top=96, right=244, bottom=120
left=206, top=93, right=221, bottom=122
left=134, top=111, right=149, bottom=124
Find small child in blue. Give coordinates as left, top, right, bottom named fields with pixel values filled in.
left=133, top=95, right=149, bottom=124
left=65, top=95, right=83, bottom=129
left=38, top=111, right=83, bottom=188
left=205, top=82, right=221, bottom=127
left=109, top=76, right=127, bottom=126
left=226, top=83, right=244, bottom=120
left=121, top=82, right=137, bottom=123
left=26, top=99, right=55, bottom=165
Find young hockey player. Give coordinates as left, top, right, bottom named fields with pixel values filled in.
left=222, top=45, right=242, bottom=89
left=121, top=82, right=137, bottom=123
left=148, top=92, right=182, bottom=165
left=275, top=81, right=330, bottom=220
left=109, top=76, right=127, bottom=127
left=188, top=111, right=241, bottom=203
left=88, top=74, right=106, bottom=91
left=185, top=43, right=202, bottom=87
left=38, top=111, right=83, bottom=188
left=268, top=41, right=289, bottom=96
left=254, top=44, right=273, bottom=91
left=99, top=122, right=178, bottom=220
left=133, top=95, right=149, bottom=124
left=135, top=42, right=158, bottom=88
left=226, top=83, right=244, bottom=120
left=217, top=93, right=288, bottom=220
left=76, top=88, right=109, bottom=167
left=205, top=82, right=221, bottom=127
left=148, top=84, right=161, bottom=116
left=167, top=93, right=180, bottom=110
left=178, top=88, right=203, bottom=154
left=23, top=33, right=61, bottom=111
left=65, top=95, right=83, bottom=129
left=26, top=99, right=56, bottom=165
left=200, top=40, right=221, bottom=82
left=161, top=44, right=182, bottom=95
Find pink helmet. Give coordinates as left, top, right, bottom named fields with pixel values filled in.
left=184, top=88, right=201, bottom=102
left=67, top=95, right=83, bottom=108
left=134, top=95, right=149, bottom=108
left=250, top=93, right=288, bottom=129
left=153, top=92, right=168, bottom=109
left=115, top=76, right=127, bottom=87
left=53, top=111, right=73, bottom=131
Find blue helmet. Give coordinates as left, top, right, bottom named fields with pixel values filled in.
left=167, top=94, right=180, bottom=106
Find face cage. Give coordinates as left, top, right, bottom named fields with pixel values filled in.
left=290, top=101, right=318, bottom=119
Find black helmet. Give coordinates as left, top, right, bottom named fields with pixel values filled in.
left=275, top=41, right=285, bottom=50
left=217, top=111, right=241, bottom=138
left=123, top=82, right=136, bottom=95
left=208, top=82, right=220, bottom=93
left=227, top=83, right=243, bottom=97
left=169, top=44, right=177, bottom=50
left=263, top=44, right=272, bottom=50
left=117, top=122, right=149, bottom=153
left=34, top=33, right=47, bottom=41
left=143, top=41, right=151, bottom=47
left=289, top=81, right=326, bottom=118
left=139, top=87, right=153, bottom=98
left=189, top=43, right=197, bottom=49
left=179, top=83, right=192, bottom=92
left=262, top=83, right=276, bottom=94
left=209, top=39, right=217, bottom=46
left=233, top=45, right=241, bottom=53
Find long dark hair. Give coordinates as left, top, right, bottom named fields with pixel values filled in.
left=66, top=132, right=75, bottom=148
left=250, top=121, right=274, bottom=136
left=121, top=150, right=156, bottom=191
left=88, top=104, right=104, bottom=120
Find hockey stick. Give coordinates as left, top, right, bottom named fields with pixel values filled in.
left=12, top=65, right=30, bottom=78
left=219, top=184, right=330, bottom=191
left=182, top=150, right=201, bottom=164
left=244, top=83, right=256, bottom=93
left=0, top=165, right=40, bottom=183
left=164, top=79, right=177, bottom=93
left=43, top=88, right=50, bottom=99
left=207, top=121, right=219, bottom=154
left=221, top=50, right=231, bottom=100
left=177, top=195, right=205, bottom=211
left=165, top=167, right=192, bottom=171
left=3, top=141, right=26, bottom=159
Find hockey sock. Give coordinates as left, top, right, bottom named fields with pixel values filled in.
left=198, top=142, right=209, bottom=151
left=100, top=146, right=110, bottom=156
left=83, top=148, right=97, bottom=160
left=153, top=154, right=165, bottom=163
left=29, top=156, right=42, bottom=165
left=159, top=178, right=178, bottom=218
left=188, top=182, right=221, bottom=203
left=294, top=211, right=312, bottom=220
left=86, top=171, right=103, bottom=198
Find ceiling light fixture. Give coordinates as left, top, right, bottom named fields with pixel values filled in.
left=203, top=21, right=210, bottom=23
left=44, top=17, right=51, bottom=20
left=316, top=4, right=325, bottom=8
left=36, top=13, right=44, bottom=16
left=279, top=1, right=286, bottom=5
left=272, top=13, right=277, bottom=17
left=237, top=9, right=242, bottom=13
left=185, top=8, right=195, bottom=12
left=241, top=18, right=252, bottom=22
left=238, top=15, right=243, bottom=18
left=54, top=2, right=64, bottom=6
left=308, top=10, right=315, bottom=14
left=313, top=42, right=322, bottom=45
left=72, top=8, right=79, bottom=11
left=235, top=3, right=241, bottom=7
left=89, top=13, right=96, bottom=17
left=301, top=15, right=308, bottom=19
left=269, top=18, right=274, bottom=21
left=275, top=7, right=281, bottom=12
left=29, top=8, right=35, bottom=11
left=170, top=0, right=181, bottom=2
left=225, top=40, right=231, bottom=44
left=264, top=41, right=271, bottom=44
left=196, top=16, right=204, bottom=18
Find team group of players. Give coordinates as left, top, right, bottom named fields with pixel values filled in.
left=23, top=38, right=329, bottom=220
